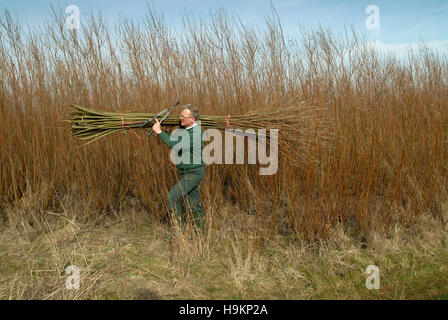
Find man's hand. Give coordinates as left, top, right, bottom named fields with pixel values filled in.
left=152, top=118, right=162, bottom=134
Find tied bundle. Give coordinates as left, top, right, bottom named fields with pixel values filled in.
left=69, top=102, right=335, bottom=166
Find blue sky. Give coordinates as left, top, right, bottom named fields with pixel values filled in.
left=2, top=0, right=448, bottom=55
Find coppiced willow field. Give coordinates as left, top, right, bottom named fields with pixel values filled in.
left=0, top=6, right=447, bottom=299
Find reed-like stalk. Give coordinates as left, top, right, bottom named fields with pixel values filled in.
left=1, top=6, right=447, bottom=242
left=69, top=102, right=335, bottom=166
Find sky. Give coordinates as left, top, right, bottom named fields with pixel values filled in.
left=2, top=0, right=448, bottom=56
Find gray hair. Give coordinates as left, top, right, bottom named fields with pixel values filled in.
left=182, top=104, right=200, bottom=120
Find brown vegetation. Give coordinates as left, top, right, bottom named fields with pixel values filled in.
left=1, top=6, right=447, bottom=246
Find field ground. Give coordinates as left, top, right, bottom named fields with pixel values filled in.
left=1, top=199, right=447, bottom=300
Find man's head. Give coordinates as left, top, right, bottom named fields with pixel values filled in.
left=179, top=104, right=199, bottom=128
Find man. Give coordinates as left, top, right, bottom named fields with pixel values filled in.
left=152, top=104, right=205, bottom=233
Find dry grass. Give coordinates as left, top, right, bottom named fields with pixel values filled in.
left=1, top=196, right=447, bottom=299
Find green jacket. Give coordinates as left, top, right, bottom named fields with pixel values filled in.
left=157, top=123, right=204, bottom=171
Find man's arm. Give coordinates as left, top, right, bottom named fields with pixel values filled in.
left=158, top=130, right=177, bottom=149
left=152, top=119, right=178, bottom=149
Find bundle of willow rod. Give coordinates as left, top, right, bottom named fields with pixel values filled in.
left=69, top=103, right=334, bottom=165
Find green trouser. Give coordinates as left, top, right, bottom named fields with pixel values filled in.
left=167, top=166, right=205, bottom=230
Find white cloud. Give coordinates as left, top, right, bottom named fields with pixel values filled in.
left=432, top=5, right=448, bottom=14
left=369, top=40, right=448, bottom=58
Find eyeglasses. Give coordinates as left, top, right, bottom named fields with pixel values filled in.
left=179, top=115, right=193, bottom=119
